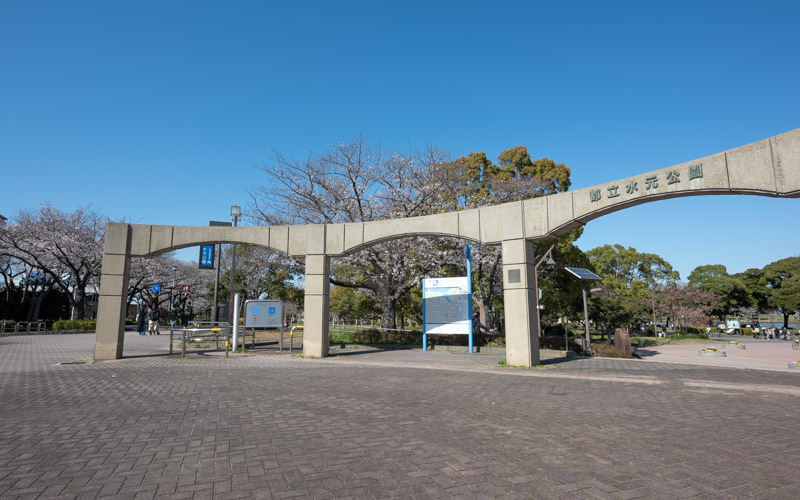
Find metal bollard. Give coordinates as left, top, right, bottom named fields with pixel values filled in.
left=212, top=327, right=222, bottom=353
left=182, top=330, right=186, bottom=358
left=169, top=329, right=173, bottom=355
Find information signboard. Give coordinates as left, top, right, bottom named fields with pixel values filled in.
left=422, top=277, right=470, bottom=335
left=244, top=299, right=283, bottom=328
left=199, top=244, right=215, bottom=269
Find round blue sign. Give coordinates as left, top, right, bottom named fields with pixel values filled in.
left=152, top=284, right=162, bottom=293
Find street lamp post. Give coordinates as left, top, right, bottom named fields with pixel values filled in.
left=229, top=205, right=241, bottom=325
left=534, top=244, right=556, bottom=338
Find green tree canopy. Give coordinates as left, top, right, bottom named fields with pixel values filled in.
left=448, top=146, right=573, bottom=331
left=586, top=244, right=679, bottom=331
left=687, top=264, right=753, bottom=319
left=763, top=257, right=800, bottom=327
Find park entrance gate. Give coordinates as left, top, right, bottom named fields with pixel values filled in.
left=94, top=129, right=800, bottom=366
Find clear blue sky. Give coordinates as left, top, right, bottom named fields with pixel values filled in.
left=2, top=0, right=798, bottom=279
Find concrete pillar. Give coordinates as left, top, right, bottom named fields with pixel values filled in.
left=303, top=225, right=330, bottom=358
left=501, top=238, right=540, bottom=367
left=94, top=222, right=132, bottom=360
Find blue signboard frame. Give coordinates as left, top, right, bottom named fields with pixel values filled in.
left=198, top=244, right=215, bottom=269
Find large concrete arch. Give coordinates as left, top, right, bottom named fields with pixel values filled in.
left=95, top=129, right=800, bottom=364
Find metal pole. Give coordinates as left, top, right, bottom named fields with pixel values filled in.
left=181, top=329, right=186, bottom=358
left=534, top=244, right=555, bottom=339
left=229, top=216, right=238, bottom=325
left=582, top=284, right=591, bottom=349
left=169, top=329, right=173, bottom=355
left=171, top=266, right=177, bottom=326
left=232, top=292, right=240, bottom=352
left=651, top=285, right=657, bottom=340
left=466, top=245, right=473, bottom=354
left=212, top=243, right=221, bottom=322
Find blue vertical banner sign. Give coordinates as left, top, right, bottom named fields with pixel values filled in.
left=198, top=244, right=215, bottom=269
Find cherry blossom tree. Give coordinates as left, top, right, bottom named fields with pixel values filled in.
left=0, top=204, right=105, bottom=319
left=249, top=136, right=463, bottom=329
left=129, top=254, right=213, bottom=318
left=249, top=137, right=574, bottom=331
left=654, top=282, right=718, bottom=332
left=211, top=244, right=303, bottom=308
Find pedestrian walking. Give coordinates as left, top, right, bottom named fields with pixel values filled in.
left=136, top=303, right=147, bottom=336
left=147, top=304, right=160, bottom=335
left=184, top=302, right=193, bottom=327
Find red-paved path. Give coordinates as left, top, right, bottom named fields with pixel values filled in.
left=638, top=337, right=800, bottom=372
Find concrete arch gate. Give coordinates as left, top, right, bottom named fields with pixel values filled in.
left=95, top=129, right=800, bottom=366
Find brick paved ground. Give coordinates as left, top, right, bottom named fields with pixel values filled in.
left=1, top=332, right=799, bottom=499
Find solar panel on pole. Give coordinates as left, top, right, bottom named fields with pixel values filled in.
left=564, top=267, right=603, bottom=281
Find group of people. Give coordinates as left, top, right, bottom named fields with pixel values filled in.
left=752, top=326, right=792, bottom=340
left=135, top=302, right=194, bottom=336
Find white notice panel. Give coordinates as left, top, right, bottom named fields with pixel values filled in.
left=423, top=277, right=470, bottom=335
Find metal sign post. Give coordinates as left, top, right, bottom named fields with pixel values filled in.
left=466, top=245, right=473, bottom=354
left=232, top=292, right=241, bottom=352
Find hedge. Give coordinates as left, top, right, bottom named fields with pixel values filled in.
left=52, top=319, right=97, bottom=331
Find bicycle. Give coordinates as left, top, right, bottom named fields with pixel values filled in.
left=792, top=336, right=800, bottom=350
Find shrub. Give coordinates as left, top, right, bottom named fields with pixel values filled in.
left=52, top=319, right=97, bottom=331
left=539, top=335, right=587, bottom=354
left=329, top=329, right=423, bottom=345
left=542, top=325, right=570, bottom=337
left=591, top=343, right=641, bottom=359
left=328, top=328, right=504, bottom=347
left=667, top=333, right=709, bottom=340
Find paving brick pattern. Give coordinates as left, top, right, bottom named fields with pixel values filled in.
left=1, top=332, right=799, bottom=498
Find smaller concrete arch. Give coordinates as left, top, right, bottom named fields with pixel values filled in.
left=326, top=210, right=484, bottom=258
left=129, top=224, right=287, bottom=258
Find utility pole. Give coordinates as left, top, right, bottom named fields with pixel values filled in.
left=212, top=243, right=221, bottom=322
left=208, top=219, right=233, bottom=322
